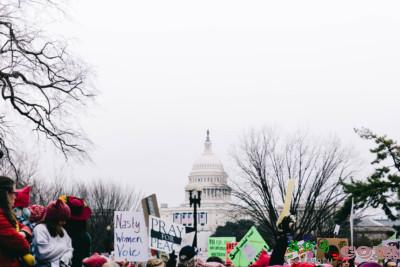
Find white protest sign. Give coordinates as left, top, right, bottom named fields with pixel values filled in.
left=114, top=211, right=149, bottom=262
left=149, top=215, right=186, bottom=253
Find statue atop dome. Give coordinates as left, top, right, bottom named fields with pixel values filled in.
left=204, top=129, right=212, bottom=154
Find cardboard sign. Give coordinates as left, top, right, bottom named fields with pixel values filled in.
left=208, top=237, right=236, bottom=261
left=316, top=238, right=348, bottom=260
left=277, top=179, right=295, bottom=226
left=226, top=242, right=238, bottom=266
left=228, top=226, right=270, bottom=267
left=114, top=211, right=149, bottom=262
left=141, top=194, right=160, bottom=227
left=149, top=215, right=186, bottom=253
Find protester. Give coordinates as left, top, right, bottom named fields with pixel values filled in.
left=269, top=215, right=296, bottom=266
left=206, top=257, right=225, bottom=264
left=147, top=258, right=166, bottom=267
left=358, top=262, right=382, bottom=267
left=0, top=176, right=35, bottom=267
left=178, top=246, right=197, bottom=267
left=384, top=261, right=397, bottom=267
left=61, top=195, right=92, bottom=267
left=33, top=199, right=73, bottom=266
left=29, top=204, right=47, bottom=225
left=13, top=186, right=32, bottom=227
left=82, top=253, right=108, bottom=267
left=338, top=257, right=354, bottom=267
left=102, top=263, right=121, bottom=267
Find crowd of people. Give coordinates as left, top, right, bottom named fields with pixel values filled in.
left=0, top=175, right=399, bottom=267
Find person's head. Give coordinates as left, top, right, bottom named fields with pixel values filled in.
left=343, top=260, right=350, bottom=267
left=102, top=263, right=120, bottom=267
left=0, top=176, right=17, bottom=227
left=339, top=257, right=354, bottom=267
left=0, top=176, right=16, bottom=208
left=179, top=246, right=197, bottom=267
left=60, top=195, right=91, bottom=233
left=358, top=262, right=382, bottom=267
left=82, top=253, right=108, bottom=267
left=385, top=261, right=396, bottom=267
left=146, top=258, right=166, bottom=267
left=291, top=257, right=300, bottom=264
left=28, top=204, right=47, bottom=223
left=45, top=199, right=71, bottom=237
left=206, top=257, right=224, bottom=264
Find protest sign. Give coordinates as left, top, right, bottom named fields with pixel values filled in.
left=228, top=226, right=270, bottom=267
left=208, top=237, right=236, bottom=261
left=277, top=179, right=295, bottom=226
left=286, top=240, right=316, bottom=263
left=114, top=211, right=149, bottom=262
left=141, top=194, right=160, bottom=227
left=316, top=238, right=348, bottom=260
left=226, top=242, right=238, bottom=266
left=149, top=215, right=186, bottom=253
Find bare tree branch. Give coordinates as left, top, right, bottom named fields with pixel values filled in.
left=0, top=0, right=95, bottom=173
left=230, top=129, right=354, bottom=245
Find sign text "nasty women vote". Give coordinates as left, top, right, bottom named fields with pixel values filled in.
left=114, top=211, right=148, bottom=262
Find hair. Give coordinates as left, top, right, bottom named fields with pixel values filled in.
left=146, top=258, right=165, bottom=267
left=0, top=176, right=17, bottom=228
left=206, top=257, right=225, bottom=264
left=103, top=262, right=121, bottom=267
left=64, top=219, right=87, bottom=235
left=45, top=219, right=65, bottom=238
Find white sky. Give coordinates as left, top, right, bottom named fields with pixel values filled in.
left=31, top=0, right=400, bottom=207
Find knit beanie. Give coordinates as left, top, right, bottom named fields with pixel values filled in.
left=359, top=263, right=382, bottom=267
left=29, top=205, right=47, bottom=223
left=179, top=246, right=196, bottom=262
left=82, top=253, right=108, bottom=267
left=14, top=186, right=30, bottom=208
left=45, top=199, right=71, bottom=221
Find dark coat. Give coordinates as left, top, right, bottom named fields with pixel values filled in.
left=69, top=230, right=91, bottom=267
left=0, top=209, right=30, bottom=267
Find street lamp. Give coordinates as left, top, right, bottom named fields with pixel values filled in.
left=189, top=186, right=202, bottom=249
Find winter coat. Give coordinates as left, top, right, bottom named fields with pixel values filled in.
left=69, top=231, right=91, bottom=267
left=0, top=208, right=31, bottom=267
left=33, top=224, right=73, bottom=267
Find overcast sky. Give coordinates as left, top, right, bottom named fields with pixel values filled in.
left=33, top=0, right=400, bottom=207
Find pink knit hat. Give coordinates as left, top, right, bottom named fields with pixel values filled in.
left=45, top=199, right=71, bottom=221
left=28, top=205, right=47, bottom=223
left=82, top=253, right=108, bottom=267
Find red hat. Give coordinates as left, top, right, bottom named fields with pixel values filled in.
left=14, top=186, right=30, bottom=208
left=60, top=195, right=92, bottom=221
left=46, top=199, right=71, bottom=221
left=28, top=205, right=47, bottom=223
left=292, top=263, right=315, bottom=267
left=251, top=250, right=270, bottom=267
left=82, top=253, right=108, bottom=267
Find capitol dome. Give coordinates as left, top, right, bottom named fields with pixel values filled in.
left=184, top=130, right=231, bottom=205
left=190, top=130, right=225, bottom=174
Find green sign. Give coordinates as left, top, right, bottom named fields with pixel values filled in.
left=208, top=237, right=236, bottom=260
left=228, top=226, right=270, bottom=267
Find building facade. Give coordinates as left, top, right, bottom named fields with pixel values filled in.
left=160, top=131, right=233, bottom=253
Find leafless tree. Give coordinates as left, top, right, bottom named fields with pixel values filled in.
left=28, top=175, right=67, bottom=206
left=0, top=0, right=95, bottom=174
left=73, top=180, right=142, bottom=252
left=231, top=129, right=354, bottom=245
left=0, top=149, right=39, bottom=187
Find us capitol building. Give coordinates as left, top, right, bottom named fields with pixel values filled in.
left=160, top=131, right=233, bottom=252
